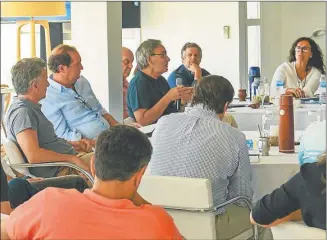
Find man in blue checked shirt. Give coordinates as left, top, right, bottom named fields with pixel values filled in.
left=40, top=44, right=120, bottom=145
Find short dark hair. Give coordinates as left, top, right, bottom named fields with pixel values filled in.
left=191, top=75, right=234, bottom=114
left=288, top=37, right=325, bottom=74
left=94, top=125, right=153, bottom=181
left=48, top=44, right=77, bottom=73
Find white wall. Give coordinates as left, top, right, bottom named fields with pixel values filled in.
left=140, top=2, right=240, bottom=91
left=71, top=2, right=123, bottom=121
left=260, top=2, right=282, bottom=84
left=280, top=2, right=326, bottom=61
left=71, top=2, right=109, bottom=111
left=261, top=2, right=326, bottom=83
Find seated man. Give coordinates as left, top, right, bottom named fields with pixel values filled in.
left=40, top=44, right=119, bottom=141
left=298, top=120, right=326, bottom=165
left=1, top=125, right=182, bottom=240
left=127, top=39, right=193, bottom=126
left=5, top=58, right=92, bottom=178
left=147, top=75, right=254, bottom=239
left=167, top=42, right=210, bottom=88
left=122, top=47, right=134, bottom=119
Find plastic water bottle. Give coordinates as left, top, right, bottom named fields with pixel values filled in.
left=274, top=80, right=284, bottom=105
left=251, top=77, right=260, bottom=101
left=249, top=67, right=260, bottom=100
left=319, top=74, right=326, bottom=104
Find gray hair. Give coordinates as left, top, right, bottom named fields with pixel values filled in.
left=136, top=39, right=162, bottom=69
left=11, top=58, right=46, bottom=95
left=181, top=42, right=202, bottom=60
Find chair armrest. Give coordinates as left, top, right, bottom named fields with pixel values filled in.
left=214, top=196, right=258, bottom=240
left=8, top=162, right=94, bottom=185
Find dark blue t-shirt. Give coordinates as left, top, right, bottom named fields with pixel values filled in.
left=167, top=64, right=210, bottom=88
left=127, top=70, right=177, bottom=121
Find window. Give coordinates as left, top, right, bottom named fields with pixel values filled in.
left=1, top=23, right=41, bottom=86
left=247, top=2, right=260, bottom=19
left=238, top=2, right=261, bottom=92
left=247, top=25, right=261, bottom=68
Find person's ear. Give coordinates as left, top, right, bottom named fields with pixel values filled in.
left=224, top=102, right=229, bottom=113
left=31, top=80, right=38, bottom=90
left=90, top=155, right=95, bottom=178
left=147, top=56, right=153, bottom=66
left=134, top=165, right=147, bottom=188
left=57, top=64, right=67, bottom=73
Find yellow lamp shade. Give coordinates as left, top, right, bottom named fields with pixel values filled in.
left=1, top=2, right=66, bottom=17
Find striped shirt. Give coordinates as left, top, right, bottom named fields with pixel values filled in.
left=147, top=104, right=253, bottom=213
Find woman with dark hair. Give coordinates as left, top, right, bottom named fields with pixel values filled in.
left=250, top=152, right=326, bottom=230
left=270, top=37, right=325, bottom=98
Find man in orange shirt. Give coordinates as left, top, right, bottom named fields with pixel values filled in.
left=1, top=125, right=182, bottom=240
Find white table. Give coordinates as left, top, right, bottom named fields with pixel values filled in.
left=244, top=131, right=302, bottom=203
left=228, top=101, right=326, bottom=131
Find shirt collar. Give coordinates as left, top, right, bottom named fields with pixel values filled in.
left=13, top=96, right=41, bottom=109
left=83, top=189, right=141, bottom=209
left=48, top=74, right=65, bottom=92
left=186, top=103, right=218, bottom=118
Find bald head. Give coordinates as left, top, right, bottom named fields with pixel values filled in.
left=122, top=47, right=134, bottom=79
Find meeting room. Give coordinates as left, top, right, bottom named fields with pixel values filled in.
left=0, top=1, right=326, bottom=240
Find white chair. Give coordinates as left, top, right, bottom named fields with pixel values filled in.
left=271, top=221, right=325, bottom=240
left=138, top=175, right=258, bottom=240
left=3, top=139, right=94, bottom=184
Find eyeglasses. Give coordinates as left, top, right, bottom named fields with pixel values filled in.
left=75, top=94, right=92, bottom=111
left=295, top=46, right=311, bottom=53
left=150, top=53, right=168, bottom=58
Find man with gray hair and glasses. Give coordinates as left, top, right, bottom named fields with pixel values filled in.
left=5, top=58, right=93, bottom=178
left=167, top=42, right=210, bottom=88
left=127, top=39, right=193, bottom=126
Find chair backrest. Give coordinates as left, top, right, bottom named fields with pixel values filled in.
left=138, top=175, right=216, bottom=239
left=3, top=139, right=30, bottom=176
left=271, top=221, right=325, bottom=240
left=138, top=175, right=213, bottom=209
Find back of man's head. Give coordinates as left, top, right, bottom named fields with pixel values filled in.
left=191, top=75, right=234, bottom=114
left=94, top=125, right=153, bottom=181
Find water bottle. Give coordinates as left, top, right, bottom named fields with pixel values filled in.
left=251, top=77, right=260, bottom=101
left=274, top=80, right=284, bottom=106
left=319, top=74, right=326, bottom=104
left=249, top=67, right=260, bottom=100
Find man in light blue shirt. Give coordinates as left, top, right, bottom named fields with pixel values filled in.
left=40, top=44, right=119, bottom=143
